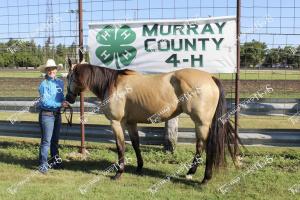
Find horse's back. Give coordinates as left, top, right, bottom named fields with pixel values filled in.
left=112, top=68, right=219, bottom=124
left=173, top=68, right=214, bottom=86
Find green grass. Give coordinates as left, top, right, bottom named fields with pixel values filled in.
left=0, top=137, right=299, bottom=200
left=0, top=70, right=67, bottom=78
left=213, top=69, right=300, bottom=80
left=0, top=112, right=300, bottom=129
left=0, top=70, right=41, bottom=78
left=1, top=69, right=300, bottom=80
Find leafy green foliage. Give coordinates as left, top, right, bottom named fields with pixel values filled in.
left=1, top=39, right=299, bottom=69
left=241, top=40, right=300, bottom=68
left=0, top=39, right=74, bottom=68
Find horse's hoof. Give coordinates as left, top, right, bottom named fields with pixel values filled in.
left=200, top=179, right=209, bottom=185
left=185, top=174, right=193, bottom=180
left=111, top=173, right=122, bottom=180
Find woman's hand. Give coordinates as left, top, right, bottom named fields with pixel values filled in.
left=62, top=101, right=70, bottom=108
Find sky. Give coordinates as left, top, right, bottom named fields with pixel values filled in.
left=0, top=0, right=299, bottom=48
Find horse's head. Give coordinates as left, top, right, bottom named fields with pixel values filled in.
left=65, top=59, right=84, bottom=104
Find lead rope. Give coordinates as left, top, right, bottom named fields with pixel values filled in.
left=60, top=105, right=73, bottom=145
left=64, top=105, right=73, bottom=127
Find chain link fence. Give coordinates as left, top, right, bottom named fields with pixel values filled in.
left=0, top=0, right=299, bottom=129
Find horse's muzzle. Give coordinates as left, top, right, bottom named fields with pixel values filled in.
left=66, top=93, right=76, bottom=104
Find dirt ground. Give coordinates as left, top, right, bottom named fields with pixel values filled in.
left=0, top=78, right=300, bottom=97
left=222, top=80, right=300, bottom=96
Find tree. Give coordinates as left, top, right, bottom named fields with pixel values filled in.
left=241, top=40, right=267, bottom=68
left=282, top=46, right=298, bottom=68
left=296, top=45, right=300, bottom=68
left=55, top=43, right=67, bottom=65
left=263, top=48, right=281, bottom=67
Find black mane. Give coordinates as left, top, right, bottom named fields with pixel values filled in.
left=73, top=64, right=128, bottom=100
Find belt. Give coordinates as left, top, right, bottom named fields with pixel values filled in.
left=41, top=109, right=61, bottom=115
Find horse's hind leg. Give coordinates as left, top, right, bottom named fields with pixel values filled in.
left=127, top=123, right=143, bottom=174
left=111, top=120, right=126, bottom=180
left=194, top=122, right=214, bottom=185
left=201, top=143, right=214, bottom=184
left=186, top=123, right=209, bottom=180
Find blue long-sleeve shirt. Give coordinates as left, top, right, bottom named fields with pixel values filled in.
left=38, top=76, right=65, bottom=111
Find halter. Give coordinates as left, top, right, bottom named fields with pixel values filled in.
left=67, top=72, right=81, bottom=98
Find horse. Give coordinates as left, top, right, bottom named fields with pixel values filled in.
left=65, top=61, right=240, bottom=184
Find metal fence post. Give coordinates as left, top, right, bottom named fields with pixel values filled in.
left=235, top=0, right=241, bottom=142
left=78, top=0, right=86, bottom=154
left=164, top=117, right=179, bottom=152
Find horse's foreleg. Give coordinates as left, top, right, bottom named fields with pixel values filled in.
left=127, top=123, right=143, bottom=174
left=111, top=120, right=125, bottom=180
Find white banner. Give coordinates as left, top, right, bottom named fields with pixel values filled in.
left=88, top=16, right=236, bottom=73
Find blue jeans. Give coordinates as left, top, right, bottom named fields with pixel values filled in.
left=39, top=111, right=61, bottom=167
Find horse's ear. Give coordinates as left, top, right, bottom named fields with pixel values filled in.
left=80, top=59, right=88, bottom=64
left=67, top=57, right=72, bottom=72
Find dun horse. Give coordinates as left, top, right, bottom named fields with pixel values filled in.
left=66, top=61, right=240, bottom=184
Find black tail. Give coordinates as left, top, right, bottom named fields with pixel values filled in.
left=206, top=77, right=240, bottom=169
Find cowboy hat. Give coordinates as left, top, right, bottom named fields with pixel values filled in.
left=38, top=59, right=63, bottom=73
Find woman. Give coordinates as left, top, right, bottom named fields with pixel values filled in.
left=37, top=59, right=69, bottom=174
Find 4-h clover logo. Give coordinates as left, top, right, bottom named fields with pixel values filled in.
left=96, top=25, right=137, bottom=69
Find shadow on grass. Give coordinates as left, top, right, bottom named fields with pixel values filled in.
left=0, top=140, right=206, bottom=188
left=0, top=140, right=39, bottom=149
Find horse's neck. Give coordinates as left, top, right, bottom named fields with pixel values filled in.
left=86, top=65, right=117, bottom=100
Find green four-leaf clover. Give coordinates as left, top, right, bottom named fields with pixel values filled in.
left=95, top=25, right=137, bottom=69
